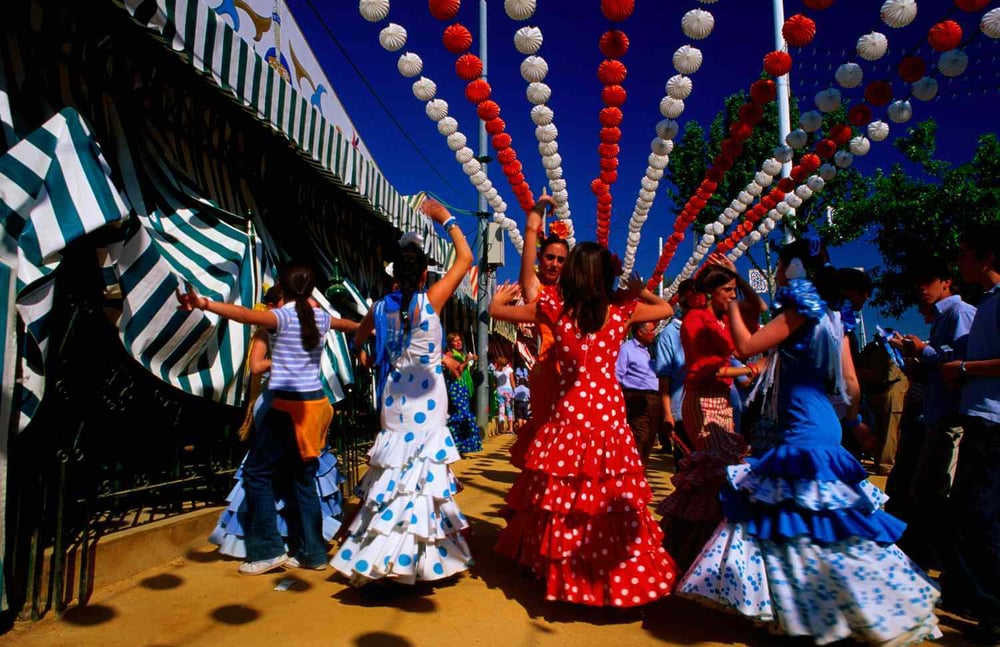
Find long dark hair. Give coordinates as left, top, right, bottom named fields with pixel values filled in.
left=779, top=238, right=839, bottom=305
left=559, top=242, right=615, bottom=335
left=278, top=262, right=321, bottom=350
left=395, top=243, right=429, bottom=335
left=540, top=235, right=568, bottom=256
left=695, top=265, right=739, bottom=297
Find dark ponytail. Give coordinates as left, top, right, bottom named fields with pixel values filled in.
left=394, top=243, right=429, bottom=335
left=278, top=262, right=320, bottom=350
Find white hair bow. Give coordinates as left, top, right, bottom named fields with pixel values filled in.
left=785, top=257, right=807, bottom=280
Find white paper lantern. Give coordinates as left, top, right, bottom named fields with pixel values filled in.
left=536, top=123, right=558, bottom=143
left=795, top=185, right=814, bottom=200
left=819, top=164, right=838, bottom=181
left=447, top=132, right=467, bottom=152
left=738, top=191, right=755, bottom=205
left=520, top=56, right=549, bottom=83
left=911, top=76, right=939, bottom=101
left=651, top=137, right=672, bottom=156
left=463, top=159, right=482, bottom=176
left=470, top=170, right=487, bottom=186
left=806, top=175, right=826, bottom=192
left=491, top=213, right=505, bottom=223
left=881, top=0, right=917, bottom=29
left=786, top=129, right=808, bottom=149
left=749, top=231, right=762, bottom=244
left=412, top=77, right=437, bottom=101
left=546, top=167, right=563, bottom=180
left=646, top=168, right=664, bottom=181
left=505, top=0, right=536, bottom=20
left=659, top=97, right=685, bottom=119
left=868, top=120, right=890, bottom=142
left=526, top=82, right=552, bottom=105
left=627, top=232, right=641, bottom=244
left=982, top=8, right=1000, bottom=39
left=484, top=188, right=498, bottom=202
left=514, top=26, right=544, bottom=55
left=682, top=9, right=715, bottom=40
left=425, top=99, right=449, bottom=121
left=938, top=50, right=969, bottom=78
left=776, top=202, right=793, bottom=216
left=666, top=75, right=694, bottom=100
left=784, top=193, right=802, bottom=209
left=655, top=118, right=680, bottom=141
left=648, top=154, right=669, bottom=170
left=639, top=189, right=657, bottom=202
left=857, top=32, right=889, bottom=61
left=359, top=0, right=389, bottom=22
left=815, top=88, right=842, bottom=113
left=755, top=171, right=775, bottom=187
left=764, top=219, right=776, bottom=232
left=773, top=145, right=794, bottom=163
left=477, top=178, right=493, bottom=193
left=552, top=189, right=569, bottom=203
left=398, top=53, right=423, bottom=78
left=530, top=105, right=554, bottom=126
left=845, top=136, right=868, bottom=157
left=672, top=45, right=704, bottom=75
left=541, top=153, right=563, bottom=170
left=379, top=23, right=407, bottom=52
left=641, top=177, right=659, bottom=192
left=763, top=158, right=783, bottom=176
left=835, top=62, right=864, bottom=89
left=800, top=110, right=824, bottom=133
left=436, top=117, right=458, bottom=136
left=538, top=140, right=558, bottom=157
left=834, top=151, right=854, bottom=168
left=747, top=182, right=763, bottom=197
left=887, top=100, right=913, bottom=124
left=455, top=147, right=475, bottom=164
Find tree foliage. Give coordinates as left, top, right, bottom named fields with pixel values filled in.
left=824, top=120, right=1000, bottom=318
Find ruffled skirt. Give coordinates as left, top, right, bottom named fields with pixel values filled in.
left=677, top=443, right=941, bottom=645
left=446, top=378, right=482, bottom=454
left=497, top=418, right=677, bottom=606
left=208, top=451, right=344, bottom=559
left=331, top=422, right=472, bottom=585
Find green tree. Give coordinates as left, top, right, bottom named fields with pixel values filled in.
left=824, top=119, right=1000, bottom=318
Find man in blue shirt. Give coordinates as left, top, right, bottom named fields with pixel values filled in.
left=653, top=280, right=697, bottom=467
left=616, top=319, right=662, bottom=464
left=889, top=259, right=976, bottom=568
left=939, top=226, right=1000, bottom=643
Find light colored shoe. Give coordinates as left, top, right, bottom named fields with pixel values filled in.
left=285, top=557, right=327, bottom=571
left=238, top=554, right=289, bottom=575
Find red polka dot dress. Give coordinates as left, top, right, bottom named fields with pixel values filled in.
left=495, top=291, right=677, bottom=606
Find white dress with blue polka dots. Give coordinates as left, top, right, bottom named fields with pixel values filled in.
left=331, top=293, right=472, bottom=584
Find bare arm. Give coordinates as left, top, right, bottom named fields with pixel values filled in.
left=248, top=329, right=271, bottom=375
left=177, top=286, right=277, bottom=328
left=424, top=199, right=474, bottom=313
left=841, top=335, right=861, bottom=419
left=631, top=301, right=674, bottom=325
left=352, top=310, right=374, bottom=351
left=728, top=300, right=806, bottom=359
left=520, top=200, right=551, bottom=303
left=330, top=317, right=360, bottom=333
left=489, top=282, right=538, bottom=323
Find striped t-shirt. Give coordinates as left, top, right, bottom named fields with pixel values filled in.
left=268, top=303, right=331, bottom=392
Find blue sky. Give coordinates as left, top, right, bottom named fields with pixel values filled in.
left=286, top=0, right=998, bottom=337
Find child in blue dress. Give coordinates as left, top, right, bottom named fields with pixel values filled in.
left=678, top=239, right=941, bottom=645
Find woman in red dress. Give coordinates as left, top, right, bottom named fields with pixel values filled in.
left=657, top=260, right=766, bottom=570
left=489, top=242, right=677, bottom=607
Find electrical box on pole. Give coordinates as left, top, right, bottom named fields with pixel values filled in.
left=487, top=222, right=505, bottom=266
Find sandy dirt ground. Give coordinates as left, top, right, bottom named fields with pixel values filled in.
left=0, top=435, right=976, bottom=647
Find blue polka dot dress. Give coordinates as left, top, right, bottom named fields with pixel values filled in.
left=331, top=293, right=472, bottom=584
left=677, top=280, right=941, bottom=645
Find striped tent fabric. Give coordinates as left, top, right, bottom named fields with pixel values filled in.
left=0, top=108, right=132, bottom=431
left=0, top=61, right=13, bottom=612
left=118, top=0, right=456, bottom=269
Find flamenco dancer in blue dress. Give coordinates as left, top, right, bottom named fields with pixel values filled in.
left=678, top=239, right=941, bottom=645
left=332, top=199, right=474, bottom=585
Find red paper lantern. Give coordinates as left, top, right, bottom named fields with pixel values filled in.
left=739, top=102, right=765, bottom=126
left=598, top=193, right=613, bottom=206
left=791, top=165, right=810, bottom=182
left=706, top=168, right=724, bottom=182
left=799, top=153, right=821, bottom=172
left=721, top=139, right=744, bottom=158
left=956, top=0, right=989, bottom=11
left=769, top=190, right=786, bottom=204
left=712, top=155, right=734, bottom=172
left=928, top=20, right=963, bottom=53
left=477, top=100, right=500, bottom=121
left=600, top=170, right=618, bottom=184
left=600, top=127, right=622, bottom=144
left=761, top=195, right=778, bottom=210
left=598, top=143, right=620, bottom=157
left=597, top=60, right=628, bottom=85
left=778, top=177, right=796, bottom=192
left=782, top=14, right=817, bottom=48
left=443, top=24, right=473, bottom=54
left=455, top=54, right=483, bottom=80
left=815, top=139, right=837, bottom=159
left=485, top=117, right=506, bottom=135
left=829, top=124, right=854, bottom=146
left=847, top=105, right=872, bottom=127
left=702, top=180, right=718, bottom=192
left=599, top=30, right=630, bottom=59
left=496, top=149, right=516, bottom=165
left=763, top=51, right=793, bottom=77
left=590, top=179, right=607, bottom=195
left=669, top=233, right=684, bottom=243
left=464, top=79, right=491, bottom=104
left=803, top=0, right=835, bottom=9
left=602, top=85, right=627, bottom=107
left=600, top=158, right=619, bottom=171
left=750, top=79, right=777, bottom=104
left=511, top=173, right=526, bottom=187
left=491, top=132, right=511, bottom=149
left=503, top=160, right=523, bottom=176
left=730, top=121, right=754, bottom=142
left=429, top=0, right=460, bottom=21
left=898, top=56, right=926, bottom=83
left=601, top=0, right=635, bottom=22
left=864, top=81, right=894, bottom=106
left=599, top=107, right=624, bottom=128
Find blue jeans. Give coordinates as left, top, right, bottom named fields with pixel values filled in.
left=240, top=405, right=327, bottom=566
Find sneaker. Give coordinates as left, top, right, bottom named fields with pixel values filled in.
left=238, top=554, right=289, bottom=575
left=285, top=557, right=327, bottom=571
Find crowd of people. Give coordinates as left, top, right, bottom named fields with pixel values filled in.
left=178, top=194, right=1000, bottom=645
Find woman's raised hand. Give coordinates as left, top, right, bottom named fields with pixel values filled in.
left=492, top=281, right=522, bottom=305
left=175, top=282, right=207, bottom=311
left=421, top=198, right=452, bottom=225
left=707, top=252, right=736, bottom=273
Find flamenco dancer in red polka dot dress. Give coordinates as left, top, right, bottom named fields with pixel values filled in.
left=489, top=242, right=678, bottom=606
